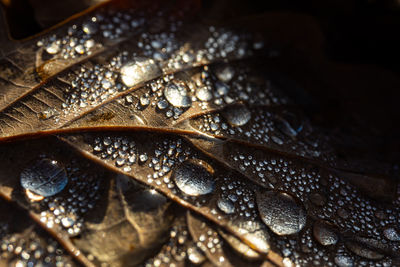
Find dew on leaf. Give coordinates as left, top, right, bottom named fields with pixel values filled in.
left=120, top=57, right=161, bottom=87
left=312, top=221, right=338, bottom=246
left=383, top=227, right=400, bottom=241
left=334, top=254, right=354, bottom=267
left=172, top=159, right=215, bottom=196
left=221, top=104, right=251, bottom=127
left=163, top=82, right=192, bottom=108
left=20, top=158, right=68, bottom=197
left=82, top=21, right=98, bottom=35
left=187, top=246, right=206, bottom=264
left=256, top=191, right=306, bottom=235
left=215, top=65, right=235, bottom=83
left=216, top=197, right=235, bottom=214
left=196, top=86, right=213, bottom=101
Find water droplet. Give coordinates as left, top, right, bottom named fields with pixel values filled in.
left=74, top=45, right=85, bottom=55
left=172, top=159, right=215, bottom=196
left=120, top=57, right=161, bottom=87
left=196, top=87, right=213, bottom=101
left=84, top=39, right=95, bottom=49
left=61, top=217, right=75, bottom=228
left=215, top=81, right=229, bottom=96
left=313, top=221, right=338, bottom=246
left=283, top=258, right=294, bottom=267
left=335, top=255, right=354, bottom=267
left=217, top=197, right=235, bottom=214
left=82, top=21, right=98, bottom=35
left=187, top=246, right=206, bottom=264
left=163, top=82, right=192, bottom=108
left=383, top=227, right=400, bottom=241
left=222, top=104, right=251, bottom=127
left=45, top=42, right=60, bottom=54
left=139, top=95, right=150, bottom=106
left=20, top=158, right=68, bottom=197
left=38, top=108, right=59, bottom=120
left=139, top=154, right=148, bottom=162
left=271, top=136, right=284, bottom=145
left=215, top=66, right=235, bottom=82
left=256, top=191, right=306, bottom=235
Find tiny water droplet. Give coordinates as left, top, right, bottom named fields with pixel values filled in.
left=222, top=104, right=251, bottom=127
left=163, top=82, right=192, bottom=108
left=256, top=191, right=306, bottom=235
left=173, top=159, right=215, bottom=196
left=20, top=158, right=68, bottom=197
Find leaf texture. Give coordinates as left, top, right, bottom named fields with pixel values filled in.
left=0, top=1, right=399, bottom=267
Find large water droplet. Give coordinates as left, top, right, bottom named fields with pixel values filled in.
left=256, top=191, right=306, bottom=235
left=20, top=158, right=68, bottom=197
left=334, top=255, right=354, bottom=267
left=383, top=227, right=400, bottom=241
left=217, top=197, right=235, bottom=214
left=313, top=221, right=338, bottom=246
left=163, top=82, right=192, bottom=108
left=222, top=104, right=251, bottom=127
left=120, top=57, right=161, bottom=87
left=196, top=87, right=213, bottom=101
left=173, top=160, right=215, bottom=196
left=215, top=66, right=235, bottom=82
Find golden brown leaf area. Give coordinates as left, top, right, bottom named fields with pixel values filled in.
left=0, top=1, right=399, bottom=267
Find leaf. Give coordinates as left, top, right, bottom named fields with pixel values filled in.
left=0, top=1, right=399, bottom=267
left=0, top=0, right=262, bottom=141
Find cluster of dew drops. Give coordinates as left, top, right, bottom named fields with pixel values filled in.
left=36, top=5, right=264, bottom=122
